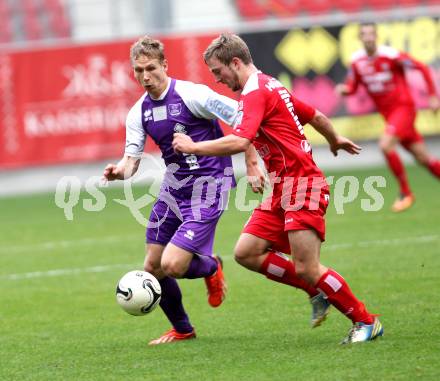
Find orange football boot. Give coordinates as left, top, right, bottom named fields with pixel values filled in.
left=148, top=328, right=196, bottom=345
left=391, top=194, right=415, bottom=212
left=204, top=255, right=227, bottom=307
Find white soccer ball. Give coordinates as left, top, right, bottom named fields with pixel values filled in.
left=116, top=270, right=161, bottom=316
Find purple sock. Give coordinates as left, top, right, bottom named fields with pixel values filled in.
left=158, top=277, right=193, bottom=334
left=184, top=254, right=218, bottom=279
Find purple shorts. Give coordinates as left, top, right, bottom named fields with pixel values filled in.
left=146, top=183, right=228, bottom=256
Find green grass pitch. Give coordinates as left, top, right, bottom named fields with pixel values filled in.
left=1, top=165, right=439, bottom=380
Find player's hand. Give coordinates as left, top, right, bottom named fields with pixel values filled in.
left=246, top=164, right=266, bottom=194
left=172, top=133, right=196, bottom=154
left=102, top=163, right=121, bottom=182
left=429, top=95, right=440, bottom=114
left=330, top=136, right=361, bottom=156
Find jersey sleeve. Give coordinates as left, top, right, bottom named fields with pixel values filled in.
left=175, top=81, right=238, bottom=125
left=344, top=63, right=361, bottom=95
left=124, top=99, right=146, bottom=158
left=232, top=88, right=266, bottom=141
left=293, top=97, right=316, bottom=125
left=397, top=52, right=437, bottom=96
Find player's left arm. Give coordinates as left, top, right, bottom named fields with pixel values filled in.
left=245, top=145, right=265, bottom=194
left=308, top=110, right=361, bottom=157
left=398, top=52, right=440, bottom=111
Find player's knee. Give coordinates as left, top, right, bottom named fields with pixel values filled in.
left=161, top=258, right=185, bottom=278
left=294, top=261, right=308, bottom=279
left=415, top=153, right=430, bottom=166
left=379, top=141, right=393, bottom=153
left=144, top=259, right=161, bottom=277
left=234, top=244, right=262, bottom=266
left=295, top=259, right=320, bottom=284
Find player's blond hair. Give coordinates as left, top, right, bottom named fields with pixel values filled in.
left=130, top=36, right=165, bottom=65
left=203, top=33, right=253, bottom=65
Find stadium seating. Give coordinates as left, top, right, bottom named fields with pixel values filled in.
left=0, top=3, right=13, bottom=43
left=235, top=0, right=433, bottom=20
left=0, top=0, right=71, bottom=43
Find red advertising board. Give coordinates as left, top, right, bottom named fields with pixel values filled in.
left=0, top=33, right=229, bottom=169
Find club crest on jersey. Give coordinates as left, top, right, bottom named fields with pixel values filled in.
left=168, top=103, right=182, bottom=116
left=174, top=123, right=187, bottom=134
left=256, top=144, right=270, bottom=158
left=144, top=109, right=153, bottom=122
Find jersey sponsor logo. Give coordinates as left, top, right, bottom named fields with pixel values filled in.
left=285, top=217, right=294, bottom=224
left=168, top=103, right=182, bottom=116
left=278, top=89, right=304, bottom=135
left=300, top=139, right=312, bottom=153
left=184, top=229, right=195, bottom=240
left=152, top=106, right=167, bottom=121
left=324, top=194, right=330, bottom=203
left=363, top=72, right=392, bottom=84
left=207, top=98, right=235, bottom=121
left=173, top=123, right=187, bottom=134
left=144, top=109, right=153, bottom=122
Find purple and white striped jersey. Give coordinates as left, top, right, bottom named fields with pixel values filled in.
left=125, top=78, right=237, bottom=189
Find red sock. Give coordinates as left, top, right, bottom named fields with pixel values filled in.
left=315, top=269, right=373, bottom=324
left=259, top=251, right=318, bottom=297
left=427, top=158, right=440, bottom=179
left=384, top=151, right=412, bottom=196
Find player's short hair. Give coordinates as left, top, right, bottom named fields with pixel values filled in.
left=130, top=36, right=165, bottom=65
left=203, top=33, right=253, bottom=65
left=359, top=22, right=377, bottom=31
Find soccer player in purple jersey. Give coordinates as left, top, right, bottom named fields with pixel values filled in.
left=103, top=36, right=263, bottom=345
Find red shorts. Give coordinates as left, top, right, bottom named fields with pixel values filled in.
left=384, top=106, right=423, bottom=149
left=242, top=203, right=327, bottom=255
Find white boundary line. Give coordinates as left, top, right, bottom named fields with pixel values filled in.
left=0, top=234, right=437, bottom=281
left=2, top=263, right=140, bottom=280
left=0, top=235, right=139, bottom=255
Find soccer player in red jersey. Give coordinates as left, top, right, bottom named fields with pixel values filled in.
left=336, top=23, right=440, bottom=212
left=172, top=33, right=383, bottom=344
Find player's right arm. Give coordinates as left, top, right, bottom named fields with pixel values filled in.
left=336, top=63, right=360, bottom=96
left=308, top=109, right=361, bottom=156
left=103, top=155, right=141, bottom=181
left=294, top=95, right=361, bottom=156
left=397, top=52, right=440, bottom=112
left=103, top=96, right=146, bottom=181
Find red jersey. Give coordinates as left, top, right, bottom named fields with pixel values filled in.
left=232, top=72, right=327, bottom=210
left=345, top=45, right=436, bottom=115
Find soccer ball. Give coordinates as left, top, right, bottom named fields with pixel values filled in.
left=116, top=270, right=161, bottom=316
